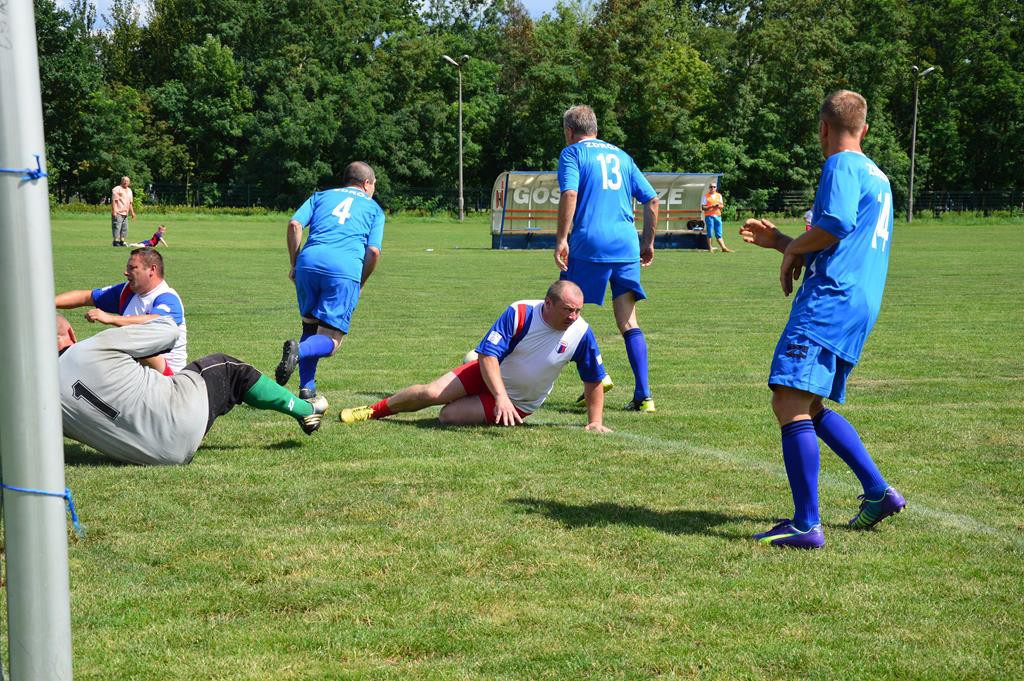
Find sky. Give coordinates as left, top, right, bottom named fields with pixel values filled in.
left=75, top=0, right=563, bottom=26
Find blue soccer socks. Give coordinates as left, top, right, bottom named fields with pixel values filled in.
left=623, top=328, right=650, bottom=402
left=298, top=334, right=335, bottom=391
left=813, top=408, right=888, bottom=498
left=780, top=419, right=821, bottom=531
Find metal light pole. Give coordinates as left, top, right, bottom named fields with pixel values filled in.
left=908, top=64, right=936, bottom=223
left=443, top=54, right=470, bottom=221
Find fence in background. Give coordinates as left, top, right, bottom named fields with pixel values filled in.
left=63, top=183, right=1024, bottom=216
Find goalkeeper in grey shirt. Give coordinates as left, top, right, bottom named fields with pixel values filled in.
left=57, top=316, right=328, bottom=465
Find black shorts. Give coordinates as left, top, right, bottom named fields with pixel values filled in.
left=181, top=354, right=261, bottom=434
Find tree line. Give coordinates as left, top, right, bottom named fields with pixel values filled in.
left=33, top=0, right=1024, bottom=211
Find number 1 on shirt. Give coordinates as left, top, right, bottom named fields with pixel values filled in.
left=332, top=197, right=354, bottom=224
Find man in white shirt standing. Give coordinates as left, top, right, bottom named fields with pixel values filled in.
left=111, top=175, right=137, bottom=247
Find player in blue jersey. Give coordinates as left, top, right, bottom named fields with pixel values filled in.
left=338, top=281, right=611, bottom=431
left=555, top=105, right=659, bottom=413
left=740, top=90, right=906, bottom=549
left=275, top=162, right=384, bottom=398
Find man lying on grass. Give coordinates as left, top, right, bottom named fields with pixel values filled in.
left=57, top=315, right=327, bottom=465
left=340, top=280, right=611, bottom=431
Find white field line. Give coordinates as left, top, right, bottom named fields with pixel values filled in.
left=529, top=421, right=1024, bottom=548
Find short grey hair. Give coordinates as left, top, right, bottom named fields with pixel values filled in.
left=545, top=280, right=583, bottom=305
left=342, top=161, right=376, bottom=186
left=563, top=105, right=598, bottom=136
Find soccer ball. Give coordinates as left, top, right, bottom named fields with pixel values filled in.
left=463, top=349, right=479, bottom=363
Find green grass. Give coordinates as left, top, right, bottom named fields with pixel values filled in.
left=39, top=212, right=1024, bottom=678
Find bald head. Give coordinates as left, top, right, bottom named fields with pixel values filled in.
left=56, top=314, right=76, bottom=352
left=546, top=280, right=583, bottom=305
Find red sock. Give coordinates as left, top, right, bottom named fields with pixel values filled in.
left=370, top=399, right=393, bottom=419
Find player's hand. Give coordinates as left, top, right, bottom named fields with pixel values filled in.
left=739, top=218, right=783, bottom=250
left=84, top=308, right=112, bottom=324
left=780, top=251, right=804, bottom=296
left=640, top=242, right=654, bottom=267
left=493, top=395, right=523, bottom=427
left=554, top=240, right=570, bottom=272
left=288, top=266, right=296, bottom=282
left=585, top=422, right=612, bottom=433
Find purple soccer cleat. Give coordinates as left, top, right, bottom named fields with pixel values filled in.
left=754, top=520, right=825, bottom=549
left=848, top=486, right=907, bottom=530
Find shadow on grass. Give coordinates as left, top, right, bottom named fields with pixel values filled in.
left=510, top=497, right=757, bottom=539
left=63, top=443, right=133, bottom=467
left=376, top=417, right=546, bottom=433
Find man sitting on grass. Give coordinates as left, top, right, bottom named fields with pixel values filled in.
left=340, top=281, right=611, bottom=431
left=58, top=316, right=327, bottom=465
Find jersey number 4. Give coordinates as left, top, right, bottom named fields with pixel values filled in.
left=872, top=191, right=892, bottom=251
left=596, top=154, right=622, bottom=191
left=332, top=197, right=354, bottom=224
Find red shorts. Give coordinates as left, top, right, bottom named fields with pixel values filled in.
left=451, top=360, right=531, bottom=422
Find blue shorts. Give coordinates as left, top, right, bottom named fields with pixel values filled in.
left=294, top=270, right=361, bottom=333
left=561, top=259, right=646, bottom=306
left=768, top=330, right=854, bottom=404
left=704, top=215, right=722, bottom=238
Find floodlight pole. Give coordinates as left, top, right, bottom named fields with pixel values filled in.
left=443, top=54, right=469, bottom=222
left=0, top=2, right=75, bottom=679
left=908, top=64, right=935, bottom=223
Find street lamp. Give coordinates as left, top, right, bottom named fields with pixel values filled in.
left=908, top=64, right=936, bottom=223
left=442, top=54, right=470, bottom=221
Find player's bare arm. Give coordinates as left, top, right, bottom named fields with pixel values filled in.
left=555, top=189, right=578, bottom=271
left=55, top=289, right=95, bottom=309
left=640, top=197, right=658, bottom=266
left=739, top=218, right=792, bottom=252
left=779, top=227, right=840, bottom=296
left=478, top=354, right=523, bottom=426
left=85, top=309, right=161, bottom=326
left=286, top=219, right=303, bottom=281
left=582, top=379, right=612, bottom=433
left=360, top=246, right=381, bottom=287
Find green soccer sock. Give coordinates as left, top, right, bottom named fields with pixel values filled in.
left=242, top=376, right=313, bottom=417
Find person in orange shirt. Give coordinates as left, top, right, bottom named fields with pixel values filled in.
left=111, top=176, right=137, bottom=247
left=702, top=183, right=732, bottom=252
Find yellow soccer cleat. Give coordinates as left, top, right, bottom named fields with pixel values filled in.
left=340, top=405, right=374, bottom=424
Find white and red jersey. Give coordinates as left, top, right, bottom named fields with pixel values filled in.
left=475, top=300, right=605, bottom=413
left=91, top=280, right=188, bottom=372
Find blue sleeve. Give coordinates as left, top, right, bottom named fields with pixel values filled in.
left=91, top=282, right=127, bottom=313
left=290, top=195, right=315, bottom=227
left=367, top=205, right=384, bottom=250
left=631, top=161, right=657, bottom=204
left=558, top=146, right=580, bottom=192
left=475, top=306, right=517, bottom=360
left=150, top=292, right=184, bottom=324
left=813, top=160, right=858, bottom=239
left=572, top=328, right=606, bottom=383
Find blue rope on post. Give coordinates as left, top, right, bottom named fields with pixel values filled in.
left=0, top=154, right=48, bottom=181
left=0, top=483, right=85, bottom=538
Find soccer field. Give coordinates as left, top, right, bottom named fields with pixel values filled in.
left=38, top=212, right=1024, bottom=679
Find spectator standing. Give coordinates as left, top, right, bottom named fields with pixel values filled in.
left=111, top=176, right=136, bottom=247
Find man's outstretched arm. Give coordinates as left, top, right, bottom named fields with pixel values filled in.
left=55, top=290, right=95, bottom=309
